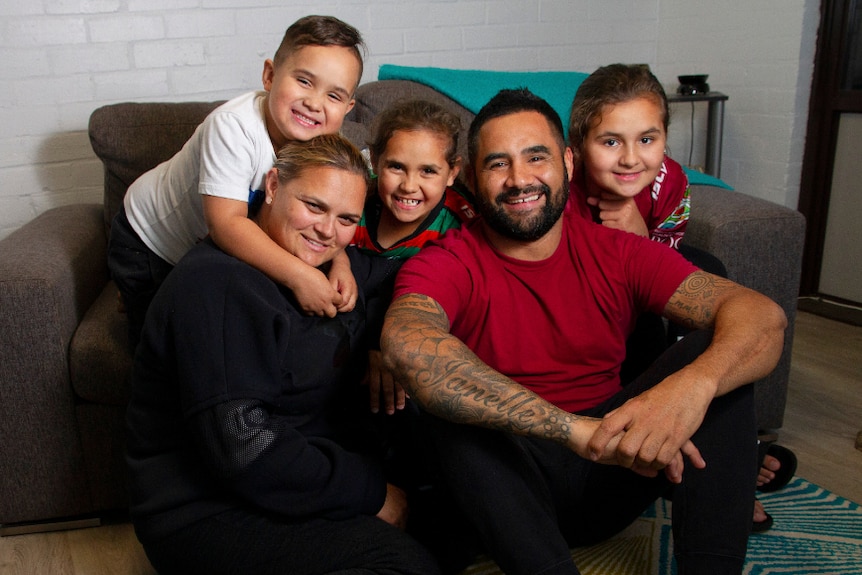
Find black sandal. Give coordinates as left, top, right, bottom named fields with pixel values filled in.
left=752, top=502, right=774, bottom=533
left=757, top=444, right=798, bottom=493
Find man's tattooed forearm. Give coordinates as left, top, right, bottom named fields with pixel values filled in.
left=431, top=364, right=578, bottom=443
left=383, top=295, right=580, bottom=444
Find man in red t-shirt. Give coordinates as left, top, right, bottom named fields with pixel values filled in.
left=381, top=88, right=786, bottom=575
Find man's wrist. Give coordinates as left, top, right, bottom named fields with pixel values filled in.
left=566, top=415, right=597, bottom=458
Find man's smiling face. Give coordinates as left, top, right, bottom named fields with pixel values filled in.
left=472, top=110, right=572, bottom=242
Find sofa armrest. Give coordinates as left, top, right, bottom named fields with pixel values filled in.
left=684, top=186, right=806, bottom=430
left=0, top=203, right=108, bottom=524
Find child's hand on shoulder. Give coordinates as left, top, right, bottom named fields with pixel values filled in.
left=587, top=194, right=649, bottom=238
left=292, top=264, right=344, bottom=318
left=328, top=251, right=357, bottom=313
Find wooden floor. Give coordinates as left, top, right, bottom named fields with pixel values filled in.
left=1, top=310, right=860, bottom=575
left=771, top=309, right=862, bottom=503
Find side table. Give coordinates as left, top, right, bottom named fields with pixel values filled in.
left=668, top=91, right=728, bottom=178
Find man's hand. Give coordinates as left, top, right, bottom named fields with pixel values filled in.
left=376, top=483, right=409, bottom=530
left=568, top=416, right=689, bottom=483
left=587, top=194, right=649, bottom=237
left=586, top=271, right=787, bottom=484
left=363, top=350, right=407, bottom=414
left=587, top=371, right=710, bottom=483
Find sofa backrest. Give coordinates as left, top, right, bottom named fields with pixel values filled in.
left=89, top=101, right=223, bottom=234
left=349, top=79, right=476, bottom=170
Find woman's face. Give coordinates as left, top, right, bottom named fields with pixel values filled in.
left=262, top=165, right=365, bottom=268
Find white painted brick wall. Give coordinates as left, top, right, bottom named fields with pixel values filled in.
left=0, top=0, right=817, bottom=240
left=656, top=0, right=818, bottom=208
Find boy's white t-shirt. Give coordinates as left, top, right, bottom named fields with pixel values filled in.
left=124, top=91, right=275, bottom=265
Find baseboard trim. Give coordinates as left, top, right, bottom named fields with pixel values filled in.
left=0, top=517, right=101, bottom=537
left=798, top=296, right=862, bottom=327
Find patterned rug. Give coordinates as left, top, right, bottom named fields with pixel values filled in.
left=461, top=477, right=862, bottom=575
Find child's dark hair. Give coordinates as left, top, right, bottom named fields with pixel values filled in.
left=273, top=15, right=366, bottom=86
left=369, top=99, right=462, bottom=168
left=567, top=63, right=669, bottom=163
left=467, top=88, right=566, bottom=167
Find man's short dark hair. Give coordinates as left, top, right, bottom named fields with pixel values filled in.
left=467, top=88, right=567, bottom=166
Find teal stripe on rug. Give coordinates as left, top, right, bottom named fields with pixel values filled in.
left=459, top=477, right=862, bottom=575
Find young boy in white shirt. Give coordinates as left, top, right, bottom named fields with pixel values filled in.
left=108, top=15, right=366, bottom=350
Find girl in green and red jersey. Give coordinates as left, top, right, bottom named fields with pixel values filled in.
left=352, top=99, right=475, bottom=260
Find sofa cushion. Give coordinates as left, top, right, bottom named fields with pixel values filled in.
left=69, top=282, right=133, bottom=406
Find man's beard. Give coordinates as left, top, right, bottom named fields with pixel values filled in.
left=475, top=178, right=569, bottom=242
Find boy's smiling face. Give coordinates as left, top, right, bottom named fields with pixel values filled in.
left=262, top=44, right=360, bottom=150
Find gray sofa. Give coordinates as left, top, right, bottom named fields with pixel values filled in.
left=0, top=78, right=806, bottom=531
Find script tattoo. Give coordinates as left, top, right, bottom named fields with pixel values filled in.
left=665, top=271, right=736, bottom=330
left=383, top=294, right=579, bottom=445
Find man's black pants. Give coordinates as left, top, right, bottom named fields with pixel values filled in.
left=427, top=330, right=758, bottom=575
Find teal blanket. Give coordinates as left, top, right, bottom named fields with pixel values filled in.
left=679, top=169, right=732, bottom=189
left=377, top=64, right=733, bottom=190
left=379, top=64, right=588, bottom=127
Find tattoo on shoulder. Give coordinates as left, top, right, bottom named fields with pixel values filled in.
left=668, top=271, right=736, bottom=329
